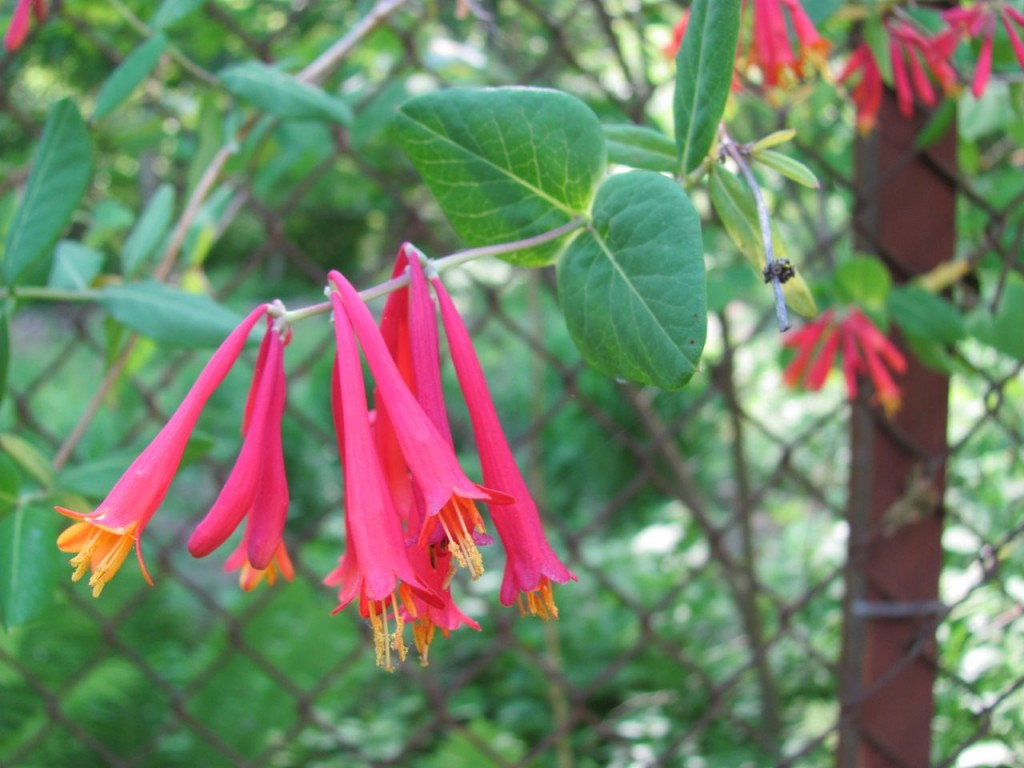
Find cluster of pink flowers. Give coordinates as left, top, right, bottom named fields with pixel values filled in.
left=56, top=246, right=575, bottom=670
left=840, top=4, right=1024, bottom=132
left=781, top=308, right=907, bottom=417
left=665, top=0, right=828, bottom=89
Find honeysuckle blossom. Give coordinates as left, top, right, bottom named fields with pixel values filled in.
left=744, top=0, right=829, bottom=88
left=329, top=270, right=511, bottom=580
left=944, top=4, right=1024, bottom=98
left=56, top=305, right=268, bottom=597
left=431, top=274, right=576, bottom=618
left=837, top=43, right=883, bottom=134
left=324, top=291, right=440, bottom=670
left=187, top=317, right=293, bottom=588
left=887, top=20, right=959, bottom=118
left=663, top=11, right=689, bottom=60
left=4, top=0, right=46, bottom=52
left=782, top=308, right=907, bottom=417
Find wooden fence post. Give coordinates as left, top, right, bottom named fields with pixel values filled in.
left=837, top=87, right=956, bottom=767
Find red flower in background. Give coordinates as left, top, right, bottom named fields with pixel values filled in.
left=4, top=0, right=46, bottom=52
left=745, top=0, right=829, bottom=88
left=887, top=19, right=959, bottom=117
left=838, top=43, right=883, bottom=134
left=187, top=317, right=293, bottom=590
left=944, top=5, right=1024, bottom=98
left=56, top=306, right=268, bottom=596
left=782, top=309, right=907, bottom=417
left=663, top=10, right=689, bottom=60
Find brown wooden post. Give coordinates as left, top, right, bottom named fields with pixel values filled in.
left=837, top=88, right=955, bottom=766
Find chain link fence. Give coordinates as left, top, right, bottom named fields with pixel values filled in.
left=2, top=1, right=1023, bottom=766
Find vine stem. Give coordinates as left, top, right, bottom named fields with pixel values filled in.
left=720, top=130, right=791, bottom=332
left=284, top=217, right=588, bottom=326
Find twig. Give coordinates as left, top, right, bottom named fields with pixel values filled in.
left=721, top=130, right=791, bottom=332
left=298, top=0, right=408, bottom=85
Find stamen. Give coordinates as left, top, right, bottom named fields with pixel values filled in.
left=88, top=531, right=135, bottom=597
left=390, top=592, right=407, bottom=665
left=437, top=502, right=485, bottom=579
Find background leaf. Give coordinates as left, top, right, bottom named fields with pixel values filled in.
left=2, top=100, right=93, bottom=287
left=0, top=452, right=18, bottom=522
left=888, top=286, right=965, bottom=345
left=47, top=241, right=104, bottom=291
left=219, top=62, right=353, bottom=124
left=603, top=124, right=677, bottom=173
left=674, top=0, right=742, bottom=174
left=98, top=281, right=248, bottom=348
left=557, top=171, right=706, bottom=389
left=397, top=87, right=605, bottom=266
left=834, top=256, right=892, bottom=309
left=0, top=504, right=59, bottom=630
left=93, top=34, right=167, bottom=120
left=122, top=183, right=175, bottom=277
left=966, top=274, right=1024, bottom=359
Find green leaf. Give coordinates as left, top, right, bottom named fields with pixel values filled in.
left=0, top=504, right=59, bottom=630
left=753, top=150, right=820, bottom=189
left=557, top=171, right=706, bottom=389
left=834, top=256, right=892, bottom=309
left=709, top=167, right=818, bottom=317
left=864, top=15, right=893, bottom=83
left=397, top=87, right=606, bottom=266
left=150, top=0, right=204, bottom=29
left=97, top=280, right=247, bottom=348
left=0, top=310, right=8, bottom=414
left=603, top=124, right=677, bottom=173
left=674, top=0, right=742, bottom=174
left=85, top=200, right=134, bottom=248
left=0, top=453, right=18, bottom=522
left=219, top=62, right=353, bottom=124
left=93, top=34, right=167, bottom=120
left=966, top=274, right=1024, bottom=359
left=888, top=286, right=964, bottom=344
left=122, top=183, right=175, bottom=277
left=2, top=100, right=93, bottom=287
left=47, top=241, right=104, bottom=291
left=0, top=434, right=54, bottom=489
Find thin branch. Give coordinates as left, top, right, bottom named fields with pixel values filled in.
left=721, top=130, right=791, bottom=332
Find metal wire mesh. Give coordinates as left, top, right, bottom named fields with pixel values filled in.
left=2, top=2, right=1023, bottom=766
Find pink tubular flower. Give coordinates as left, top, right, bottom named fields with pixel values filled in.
left=887, top=20, right=960, bottom=117
left=56, top=305, right=268, bottom=597
left=431, top=274, right=577, bottom=618
left=838, top=43, right=883, bottom=134
left=329, top=270, right=510, bottom=580
left=782, top=308, right=907, bottom=417
left=3, top=0, right=46, bottom=53
left=187, top=317, right=293, bottom=588
left=324, top=291, right=441, bottom=670
left=944, top=5, right=1024, bottom=98
left=745, top=0, right=829, bottom=88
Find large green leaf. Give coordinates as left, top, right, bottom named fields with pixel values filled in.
left=3, top=100, right=93, bottom=287
left=674, top=0, right=742, bottom=174
left=219, top=62, right=353, bottom=124
left=93, top=34, right=167, bottom=120
left=0, top=504, right=58, bottom=630
left=396, top=87, right=606, bottom=266
left=98, top=281, right=247, bottom=348
left=709, top=167, right=818, bottom=317
left=603, top=124, right=677, bottom=173
left=557, top=171, right=706, bottom=390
